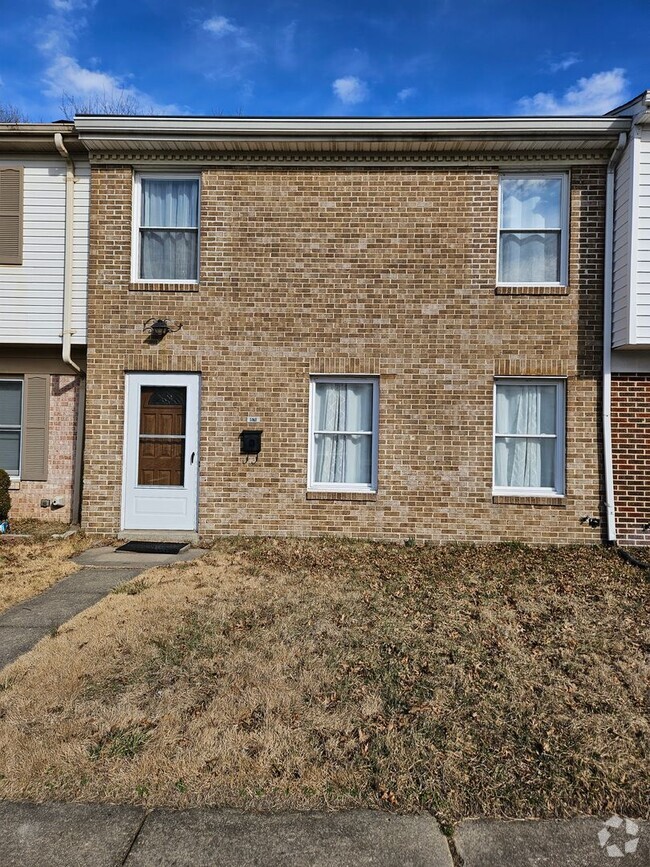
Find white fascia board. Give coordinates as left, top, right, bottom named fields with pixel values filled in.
left=74, top=115, right=631, bottom=139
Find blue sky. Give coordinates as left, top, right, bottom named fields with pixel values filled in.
left=1, top=0, right=648, bottom=119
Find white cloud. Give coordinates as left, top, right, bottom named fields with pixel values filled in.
left=43, top=54, right=181, bottom=114
left=49, top=0, right=94, bottom=10
left=518, top=68, right=629, bottom=116
left=45, top=54, right=119, bottom=97
left=397, top=87, right=416, bottom=101
left=548, top=53, right=580, bottom=73
left=332, top=76, right=368, bottom=105
left=203, top=15, right=239, bottom=37
left=202, top=14, right=256, bottom=51
left=36, top=0, right=182, bottom=115
left=276, top=21, right=297, bottom=69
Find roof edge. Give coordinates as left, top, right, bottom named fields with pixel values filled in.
left=74, top=115, right=631, bottom=139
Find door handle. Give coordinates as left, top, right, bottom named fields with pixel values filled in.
left=190, top=451, right=196, bottom=465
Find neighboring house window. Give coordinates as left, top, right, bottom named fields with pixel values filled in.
left=0, top=167, right=23, bottom=265
left=308, top=377, right=379, bottom=492
left=134, top=174, right=200, bottom=282
left=498, top=173, right=568, bottom=285
left=0, top=379, right=23, bottom=478
left=493, top=378, right=565, bottom=496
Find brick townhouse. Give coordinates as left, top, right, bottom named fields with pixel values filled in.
left=72, top=114, right=632, bottom=544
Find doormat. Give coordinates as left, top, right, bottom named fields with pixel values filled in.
left=116, top=541, right=190, bottom=555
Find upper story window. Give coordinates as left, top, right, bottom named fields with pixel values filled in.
left=133, top=174, right=200, bottom=282
left=0, top=167, right=23, bottom=265
left=498, top=173, right=568, bottom=286
left=308, top=376, right=379, bottom=493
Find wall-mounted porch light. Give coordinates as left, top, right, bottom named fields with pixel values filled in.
left=143, top=318, right=182, bottom=343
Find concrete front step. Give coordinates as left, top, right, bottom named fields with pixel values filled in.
left=117, top=530, right=200, bottom=545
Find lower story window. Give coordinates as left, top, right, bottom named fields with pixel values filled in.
left=309, top=376, right=379, bottom=492
left=0, top=379, right=23, bottom=478
left=493, top=378, right=565, bottom=496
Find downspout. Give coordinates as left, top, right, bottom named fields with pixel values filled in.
left=603, top=132, right=628, bottom=543
left=54, top=132, right=85, bottom=526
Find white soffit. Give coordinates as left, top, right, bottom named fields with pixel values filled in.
left=74, top=115, right=632, bottom=156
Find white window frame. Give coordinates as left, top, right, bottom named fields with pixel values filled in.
left=496, top=172, right=569, bottom=287
left=492, top=377, right=566, bottom=497
left=0, top=377, right=23, bottom=481
left=131, top=172, right=201, bottom=284
left=307, top=375, right=379, bottom=494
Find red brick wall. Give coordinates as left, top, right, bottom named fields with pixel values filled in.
left=9, top=374, right=80, bottom=525
left=611, top=374, right=650, bottom=545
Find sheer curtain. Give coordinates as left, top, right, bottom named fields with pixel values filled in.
left=499, top=176, right=563, bottom=284
left=140, top=179, right=199, bottom=280
left=313, top=382, right=373, bottom=485
left=500, top=233, right=559, bottom=283
left=494, top=383, right=556, bottom=489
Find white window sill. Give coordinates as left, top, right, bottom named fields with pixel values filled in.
left=307, top=489, right=378, bottom=502
left=496, top=282, right=566, bottom=289
left=493, top=488, right=564, bottom=498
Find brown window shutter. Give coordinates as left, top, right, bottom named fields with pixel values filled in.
left=0, top=167, right=23, bottom=265
left=22, top=374, right=49, bottom=481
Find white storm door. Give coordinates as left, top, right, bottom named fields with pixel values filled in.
left=122, top=373, right=199, bottom=531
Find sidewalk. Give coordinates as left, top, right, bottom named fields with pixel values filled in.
left=0, top=546, right=206, bottom=670
left=1, top=802, right=647, bottom=867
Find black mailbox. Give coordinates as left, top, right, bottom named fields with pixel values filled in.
left=240, top=430, right=262, bottom=455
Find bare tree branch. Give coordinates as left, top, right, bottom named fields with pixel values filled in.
left=0, top=104, right=30, bottom=123
left=59, top=89, right=145, bottom=119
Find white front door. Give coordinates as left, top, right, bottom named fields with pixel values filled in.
left=122, top=373, right=200, bottom=531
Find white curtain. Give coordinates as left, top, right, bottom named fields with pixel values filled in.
left=501, top=177, right=562, bottom=229
left=499, top=176, right=562, bottom=283
left=494, top=384, right=556, bottom=489
left=500, top=232, right=559, bottom=283
left=140, top=179, right=198, bottom=280
left=313, top=382, right=373, bottom=484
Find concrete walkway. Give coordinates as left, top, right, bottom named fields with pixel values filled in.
left=0, top=545, right=206, bottom=670
left=0, top=803, right=647, bottom=866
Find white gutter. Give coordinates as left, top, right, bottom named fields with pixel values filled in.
left=54, top=132, right=81, bottom=376
left=74, top=115, right=631, bottom=138
left=54, top=132, right=85, bottom=526
left=603, top=132, right=628, bottom=543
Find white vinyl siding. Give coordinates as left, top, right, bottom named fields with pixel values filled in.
left=612, top=138, right=633, bottom=348
left=635, top=127, right=650, bottom=342
left=0, top=156, right=89, bottom=345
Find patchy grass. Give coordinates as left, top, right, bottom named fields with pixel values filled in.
left=0, top=539, right=647, bottom=827
left=0, top=532, right=95, bottom=615
left=112, top=577, right=149, bottom=596
left=9, top=519, right=74, bottom=539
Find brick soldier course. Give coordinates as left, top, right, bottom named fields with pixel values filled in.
left=81, top=155, right=608, bottom=544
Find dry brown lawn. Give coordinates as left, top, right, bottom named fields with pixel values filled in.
left=0, top=529, right=94, bottom=615
left=0, top=539, right=648, bottom=827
